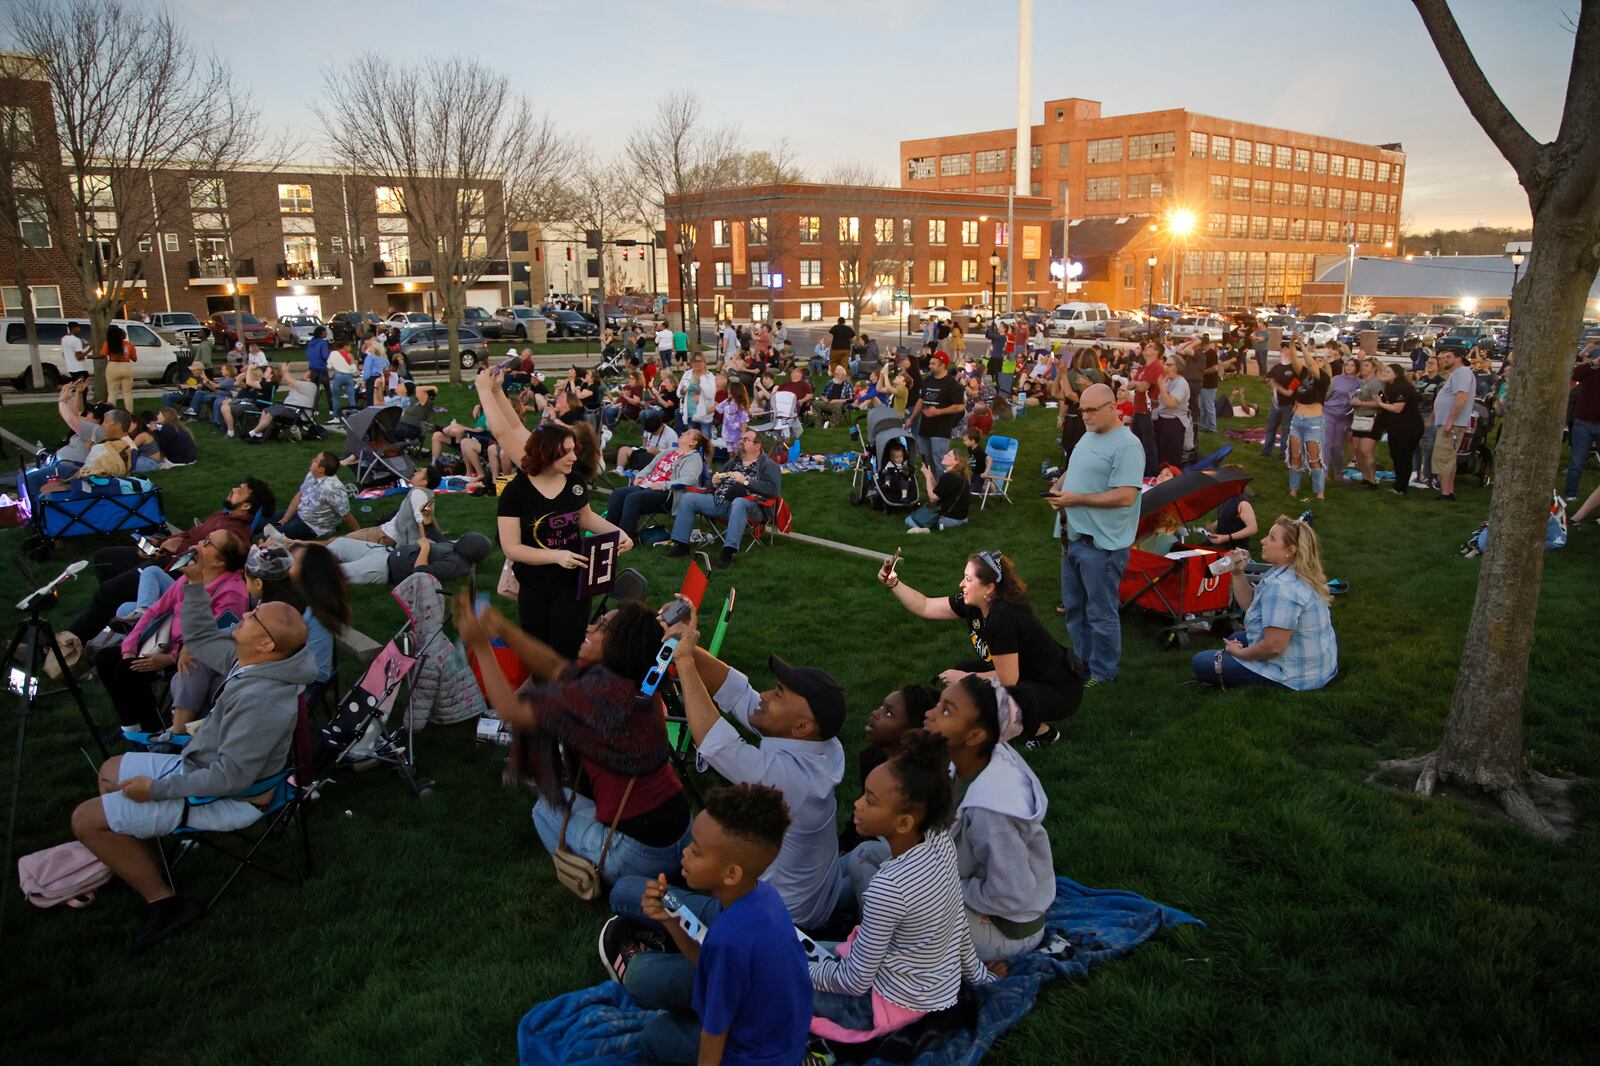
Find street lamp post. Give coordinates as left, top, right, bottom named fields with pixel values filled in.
left=1146, top=255, right=1157, bottom=318
left=988, top=252, right=1000, bottom=327
left=1510, top=249, right=1525, bottom=346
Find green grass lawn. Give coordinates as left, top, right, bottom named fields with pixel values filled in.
left=1, top=376, right=1598, bottom=1064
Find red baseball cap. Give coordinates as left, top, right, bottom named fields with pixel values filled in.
left=931, top=351, right=951, bottom=365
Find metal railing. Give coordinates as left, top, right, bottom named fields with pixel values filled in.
left=277, top=260, right=341, bottom=281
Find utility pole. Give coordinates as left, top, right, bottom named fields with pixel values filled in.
left=1012, top=0, right=1031, bottom=315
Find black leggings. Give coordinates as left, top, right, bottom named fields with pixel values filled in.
left=94, top=646, right=164, bottom=731
left=516, top=574, right=591, bottom=661
left=955, top=658, right=1083, bottom=734
left=1388, top=432, right=1422, bottom=493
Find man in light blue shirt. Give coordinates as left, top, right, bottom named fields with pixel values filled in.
left=1048, top=383, right=1145, bottom=685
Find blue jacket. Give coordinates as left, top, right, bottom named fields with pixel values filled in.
left=305, top=336, right=330, bottom=371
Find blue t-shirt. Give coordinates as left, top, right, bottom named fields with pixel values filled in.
left=692, top=881, right=811, bottom=1066
left=1062, top=426, right=1145, bottom=550
left=305, top=336, right=330, bottom=371
left=361, top=352, right=389, bottom=380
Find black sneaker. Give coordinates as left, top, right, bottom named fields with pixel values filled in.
left=131, top=896, right=202, bottom=953
left=713, top=546, right=737, bottom=570
left=598, top=915, right=665, bottom=985
left=666, top=541, right=691, bottom=558
left=1023, top=726, right=1062, bottom=750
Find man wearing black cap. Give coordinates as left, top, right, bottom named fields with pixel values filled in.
left=607, top=600, right=847, bottom=933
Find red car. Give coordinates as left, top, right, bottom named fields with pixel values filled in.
left=208, top=312, right=278, bottom=348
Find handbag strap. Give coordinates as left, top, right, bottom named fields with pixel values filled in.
left=557, top=776, right=638, bottom=874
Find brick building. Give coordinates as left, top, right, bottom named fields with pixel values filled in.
left=900, top=97, right=1406, bottom=310
left=665, top=182, right=1054, bottom=326
left=0, top=56, right=510, bottom=325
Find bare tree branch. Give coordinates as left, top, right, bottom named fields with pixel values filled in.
left=1411, top=0, right=1543, bottom=178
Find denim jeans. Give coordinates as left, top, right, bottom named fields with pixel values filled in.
left=610, top=877, right=724, bottom=931
left=1288, top=413, right=1326, bottom=496
left=1060, top=538, right=1130, bottom=682
left=914, top=433, right=950, bottom=469
left=1417, top=425, right=1437, bottom=484
left=331, top=372, right=357, bottom=416
left=1565, top=418, right=1599, bottom=497
left=626, top=951, right=702, bottom=1063
left=1131, top=412, right=1157, bottom=476
left=1190, top=631, right=1290, bottom=688
left=671, top=492, right=761, bottom=549
left=606, top=485, right=672, bottom=540
left=1322, top=411, right=1352, bottom=477
left=1198, top=387, right=1218, bottom=433
left=812, top=990, right=877, bottom=1031
left=906, top=506, right=965, bottom=532
left=1261, top=403, right=1290, bottom=458
left=531, top=790, right=691, bottom=887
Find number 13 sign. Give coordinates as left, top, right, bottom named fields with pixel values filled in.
left=576, top=532, right=621, bottom=600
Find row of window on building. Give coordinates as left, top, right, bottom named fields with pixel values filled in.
left=703, top=255, right=1036, bottom=290
left=1124, top=252, right=1315, bottom=304
left=705, top=216, right=1017, bottom=248
left=911, top=133, right=1400, bottom=185
left=1198, top=215, right=1397, bottom=244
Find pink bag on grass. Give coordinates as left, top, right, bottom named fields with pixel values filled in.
left=18, top=841, right=112, bottom=909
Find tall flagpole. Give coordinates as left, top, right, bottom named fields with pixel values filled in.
left=1011, top=0, right=1032, bottom=313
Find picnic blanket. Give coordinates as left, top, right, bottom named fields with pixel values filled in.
left=515, top=877, right=1201, bottom=1065
left=1223, top=427, right=1267, bottom=444
left=781, top=452, right=859, bottom=475
left=354, top=475, right=479, bottom=500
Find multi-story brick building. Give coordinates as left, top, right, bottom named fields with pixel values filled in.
left=665, top=182, right=1054, bottom=327
left=0, top=56, right=511, bottom=325
left=900, top=97, right=1406, bottom=310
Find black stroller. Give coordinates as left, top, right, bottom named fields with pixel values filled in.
left=850, top=406, right=922, bottom=511
left=343, top=406, right=417, bottom=489
left=1455, top=400, right=1496, bottom=486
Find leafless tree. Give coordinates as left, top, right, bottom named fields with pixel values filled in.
left=1377, top=0, right=1600, bottom=840
left=7, top=0, right=226, bottom=400
left=822, top=164, right=921, bottom=332
left=625, top=92, right=744, bottom=345
left=552, top=157, right=635, bottom=347
left=0, top=55, right=49, bottom=388
left=316, top=55, right=570, bottom=384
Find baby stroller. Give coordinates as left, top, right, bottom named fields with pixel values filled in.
left=1118, top=466, right=1252, bottom=648
left=850, top=406, right=921, bottom=511
left=1455, top=400, right=1496, bottom=486
left=260, top=403, right=329, bottom=444
left=313, top=622, right=433, bottom=798
left=343, top=405, right=417, bottom=489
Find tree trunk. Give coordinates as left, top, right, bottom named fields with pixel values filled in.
left=11, top=261, right=44, bottom=389
left=443, top=284, right=463, bottom=387
left=1435, top=212, right=1598, bottom=799
left=88, top=304, right=112, bottom=402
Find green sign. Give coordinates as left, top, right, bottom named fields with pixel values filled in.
left=892, top=290, right=910, bottom=302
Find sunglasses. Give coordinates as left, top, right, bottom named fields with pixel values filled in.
left=977, top=549, right=1005, bottom=581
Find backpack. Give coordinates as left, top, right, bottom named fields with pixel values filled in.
left=1459, top=494, right=1568, bottom=558
left=18, top=841, right=112, bottom=909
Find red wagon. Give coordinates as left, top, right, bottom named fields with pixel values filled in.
left=1117, top=467, right=1251, bottom=647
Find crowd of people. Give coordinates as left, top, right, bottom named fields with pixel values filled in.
left=35, top=303, right=1600, bottom=1063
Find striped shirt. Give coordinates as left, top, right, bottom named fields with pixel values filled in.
left=809, top=831, right=992, bottom=1011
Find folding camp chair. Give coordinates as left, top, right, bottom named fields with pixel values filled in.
left=974, top=434, right=1019, bottom=508
left=158, top=695, right=315, bottom=913
left=661, top=562, right=712, bottom=805
left=751, top=389, right=802, bottom=442
left=683, top=486, right=793, bottom=552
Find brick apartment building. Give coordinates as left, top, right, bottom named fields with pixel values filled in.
left=900, top=97, right=1406, bottom=311
left=665, top=182, right=1054, bottom=327
left=0, top=55, right=510, bottom=326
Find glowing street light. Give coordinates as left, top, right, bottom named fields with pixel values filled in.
left=1167, top=208, right=1196, bottom=237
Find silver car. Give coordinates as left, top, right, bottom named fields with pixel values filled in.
left=493, top=306, right=556, bottom=340
left=271, top=314, right=324, bottom=346
left=397, top=325, right=485, bottom=370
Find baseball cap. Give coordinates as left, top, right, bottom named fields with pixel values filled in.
left=245, top=545, right=293, bottom=581
left=768, top=655, right=846, bottom=740
left=931, top=351, right=951, bottom=366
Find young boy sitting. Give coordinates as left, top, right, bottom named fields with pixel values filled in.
left=613, top=783, right=813, bottom=1065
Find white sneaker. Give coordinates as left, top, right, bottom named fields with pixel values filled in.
left=262, top=523, right=290, bottom=548
left=906, top=526, right=932, bottom=535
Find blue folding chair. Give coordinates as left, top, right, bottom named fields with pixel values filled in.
left=975, top=434, right=1019, bottom=508
left=158, top=697, right=314, bottom=913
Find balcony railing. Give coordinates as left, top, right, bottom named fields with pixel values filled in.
left=187, top=257, right=256, bottom=280
left=479, top=258, right=510, bottom=276
left=372, top=257, right=432, bottom=279
left=277, top=260, right=342, bottom=281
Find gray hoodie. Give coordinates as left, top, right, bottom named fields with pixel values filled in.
left=150, top=581, right=317, bottom=801
left=953, top=743, right=1055, bottom=932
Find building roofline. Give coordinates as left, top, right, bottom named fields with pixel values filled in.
left=664, top=181, right=1053, bottom=210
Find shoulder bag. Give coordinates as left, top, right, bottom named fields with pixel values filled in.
left=552, top=777, right=636, bottom=901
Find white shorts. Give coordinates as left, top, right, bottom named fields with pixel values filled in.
left=100, top=752, right=264, bottom=839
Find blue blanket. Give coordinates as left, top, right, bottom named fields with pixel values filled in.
left=516, top=877, right=1202, bottom=1065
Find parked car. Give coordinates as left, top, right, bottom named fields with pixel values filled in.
left=547, top=309, right=599, bottom=339
left=1048, top=302, right=1112, bottom=338
left=1170, top=314, right=1229, bottom=342
left=1576, top=325, right=1600, bottom=358
left=494, top=306, right=557, bottom=340
left=326, top=311, right=384, bottom=345
left=1420, top=314, right=1463, bottom=343
left=270, top=314, right=324, bottom=347
left=208, top=312, right=278, bottom=348
left=1374, top=321, right=1419, bottom=353
left=1298, top=322, right=1340, bottom=347
left=396, top=326, right=485, bottom=370
left=461, top=306, right=504, bottom=339
left=147, top=311, right=207, bottom=348
left=0, top=317, right=190, bottom=388
left=1436, top=322, right=1497, bottom=356
left=1335, top=319, right=1383, bottom=346
left=387, top=311, right=437, bottom=333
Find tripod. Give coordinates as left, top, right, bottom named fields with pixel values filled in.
left=1, top=565, right=107, bottom=943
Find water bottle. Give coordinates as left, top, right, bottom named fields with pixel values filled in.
left=1298, top=509, right=1313, bottom=525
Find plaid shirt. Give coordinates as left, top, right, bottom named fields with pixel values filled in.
left=1240, top=567, right=1338, bottom=690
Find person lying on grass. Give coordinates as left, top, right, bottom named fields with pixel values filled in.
left=612, top=783, right=813, bottom=1066
left=453, top=592, right=692, bottom=889
left=816, top=730, right=1000, bottom=1044
left=1190, top=514, right=1338, bottom=691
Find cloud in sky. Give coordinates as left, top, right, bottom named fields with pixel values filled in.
left=138, top=0, right=1570, bottom=230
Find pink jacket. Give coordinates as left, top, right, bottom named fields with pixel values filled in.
left=121, top=570, right=248, bottom=657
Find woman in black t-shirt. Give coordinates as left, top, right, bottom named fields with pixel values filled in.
left=477, top=368, right=632, bottom=658
left=906, top=448, right=972, bottom=533
left=877, top=549, right=1082, bottom=747
left=1285, top=344, right=1332, bottom=501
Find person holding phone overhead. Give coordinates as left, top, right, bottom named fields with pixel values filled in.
left=476, top=366, right=632, bottom=659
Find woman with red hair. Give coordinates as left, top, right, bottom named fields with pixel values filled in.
left=476, top=367, right=632, bottom=657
